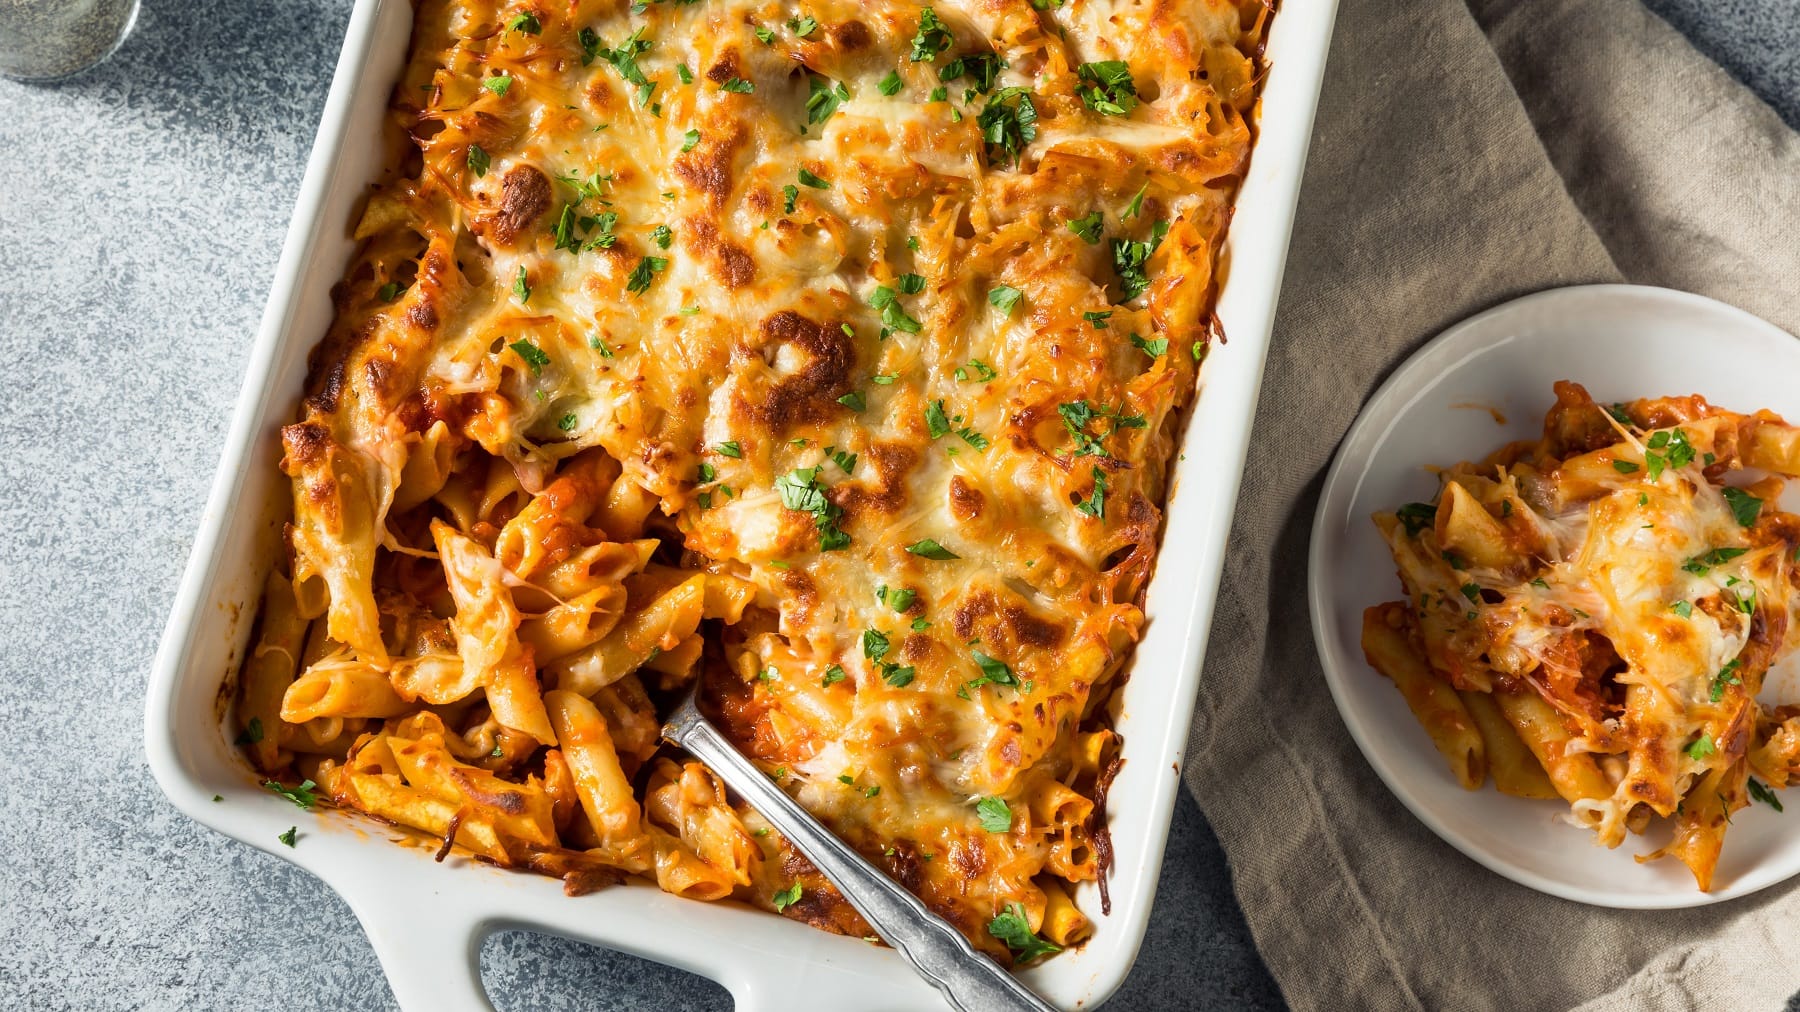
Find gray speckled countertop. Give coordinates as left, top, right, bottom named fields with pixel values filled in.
left=0, top=2, right=1792, bottom=1009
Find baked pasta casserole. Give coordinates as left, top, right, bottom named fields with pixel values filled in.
left=235, top=0, right=1273, bottom=962
left=1366, top=382, right=1800, bottom=890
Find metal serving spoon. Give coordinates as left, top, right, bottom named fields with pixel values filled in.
left=662, top=684, right=1061, bottom=1012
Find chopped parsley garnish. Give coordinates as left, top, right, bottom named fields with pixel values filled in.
left=884, top=667, right=915, bottom=687
left=1124, top=183, right=1148, bottom=219
left=806, top=75, right=851, bottom=124
left=956, top=427, right=989, bottom=450
left=278, top=827, right=298, bottom=848
left=1644, top=428, right=1696, bottom=481
left=1710, top=658, right=1743, bottom=702
left=1130, top=333, right=1168, bottom=357
left=1076, top=466, right=1108, bottom=518
left=467, top=143, right=490, bottom=177
left=681, top=128, right=701, bottom=151
left=822, top=664, right=847, bottom=687
left=987, top=903, right=1060, bottom=962
left=1671, top=600, right=1693, bottom=618
left=906, top=538, right=959, bottom=560
left=755, top=25, right=776, bottom=44
left=863, top=628, right=890, bottom=663
left=988, top=285, right=1024, bottom=315
left=589, top=334, right=615, bottom=356
left=1612, top=459, right=1639, bottom=473
left=505, top=11, right=541, bottom=34
left=651, top=224, right=674, bottom=249
left=878, top=70, right=904, bottom=96
left=1530, top=578, right=1551, bottom=589
left=625, top=255, right=668, bottom=295
left=1749, top=778, right=1785, bottom=812
left=577, top=26, right=603, bottom=65
left=797, top=167, right=831, bottom=189
left=961, top=649, right=1018, bottom=697
left=1395, top=502, right=1436, bottom=536
left=1459, top=582, right=1481, bottom=604
left=1066, top=211, right=1104, bottom=244
left=910, top=7, right=953, bottom=62
left=772, top=883, right=803, bottom=911
left=591, top=27, right=654, bottom=101
left=789, top=14, right=818, bottom=36
left=1083, top=310, right=1112, bottom=329
left=1076, top=60, right=1138, bottom=116
left=837, top=391, right=866, bottom=411
left=1058, top=399, right=1145, bottom=458
left=976, top=796, right=1013, bottom=833
left=977, top=87, right=1037, bottom=167
left=512, top=265, right=532, bottom=303
left=264, top=779, right=318, bottom=809
left=557, top=412, right=579, bottom=432
left=482, top=74, right=514, bottom=96
left=1111, top=222, right=1169, bottom=301
left=1723, top=486, right=1763, bottom=527
left=941, top=53, right=1004, bottom=94
left=1682, top=546, right=1748, bottom=575
left=776, top=466, right=849, bottom=549
left=885, top=587, right=916, bottom=612
left=715, top=441, right=742, bottom=458
left=1687, top=734, right=1716, bottom=761
left=720, top=76, right=756, bottom=93
left=826, top=446, right=857, bottom=472
left=897, top=273, right=927, bottom=295
left=781, top=184, right=799, bottom=214
left=234, top=717, right=264, bottom=746
left=867, top=285, right=923, bottom=334
left=925, top=400, right=951, bottom=439
left=677, top=63, right=694, bottom=84
left=509, top=339, right=550, bottom=374
left=955, top=359, right=998, bottom=382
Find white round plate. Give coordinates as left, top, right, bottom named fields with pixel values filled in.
left=1309, top=284, right=1800, bottom=908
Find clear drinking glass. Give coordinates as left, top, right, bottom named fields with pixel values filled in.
left=0, top=0, right=139, bottom=82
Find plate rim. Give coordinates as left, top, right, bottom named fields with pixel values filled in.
left=1305, top=282, right=1800, bottom=910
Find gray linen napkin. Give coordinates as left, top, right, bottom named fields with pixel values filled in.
left=1183, top=0, right=1800, bottom=1008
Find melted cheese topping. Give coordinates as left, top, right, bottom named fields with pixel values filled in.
left=283, top=0, right=1270, bottom=943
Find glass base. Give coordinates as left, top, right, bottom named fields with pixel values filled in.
left=0, top=0, right=140, bottom=83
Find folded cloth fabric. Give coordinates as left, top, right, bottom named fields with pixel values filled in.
left=1182, top=0, right=1800, bottom=1009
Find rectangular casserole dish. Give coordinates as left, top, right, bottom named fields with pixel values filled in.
left=144, top=1, right=1339, bottom=1007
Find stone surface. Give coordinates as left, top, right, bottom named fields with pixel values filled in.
left=0, top=1, right=1789, bottom=1009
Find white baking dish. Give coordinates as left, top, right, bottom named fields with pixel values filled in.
left=144, top=2, right=1339, bottom=1007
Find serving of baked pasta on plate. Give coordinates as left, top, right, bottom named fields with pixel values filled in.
left=1366, top=381, right=1800, bottom=891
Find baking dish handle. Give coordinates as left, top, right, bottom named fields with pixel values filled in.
left=351, top=892, right=494, bottom=1011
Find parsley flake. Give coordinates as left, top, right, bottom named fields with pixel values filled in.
left=772, top=883, right=803, bottom=911
left=1723, top=486, right=1763, bottom=527
left=625, top=256, right=668, bottom=295
left=878, top=70, right=904, bottom=96
left=509, top=339, right=550, bottom=374
left=797, top=167, right=831, bottom=189
left=721, top=77, right=755, bottom=94
left=467, top=144, right=490, bottom=177
left=1749, top=778, right=1785, bottom=812
left=987, top=903, right=1060, bottom=962
left=910, top=8, right=953, bottom=62
left=512, top=265, right=532, bottom=303
left=1067, top=211, right=1104, bottom=244
left=976, top=796, right=1013, bottom=833
left=1076, top=60, right=1138, bottom=116
left=906, top=538, right=959, bottom=560
left=264, top=779, right=318, bottom=809
left=988, top=285, right=1024, bottom=316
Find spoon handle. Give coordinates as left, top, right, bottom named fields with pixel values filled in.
left=664, top=704, right=1060, bottom=1012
